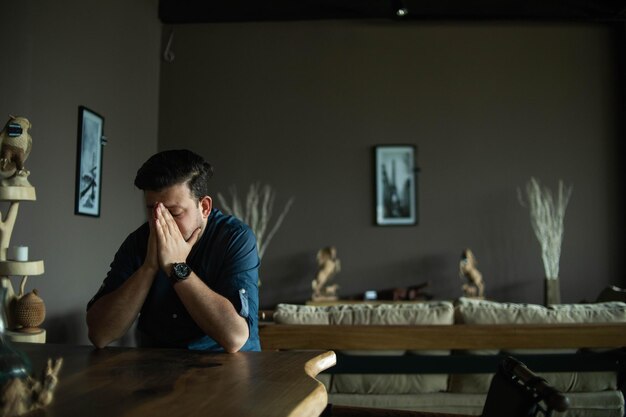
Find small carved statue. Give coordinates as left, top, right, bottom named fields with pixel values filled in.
left=460, top=248, right=484, bottom=298
left=0, top=116, right=33, bottom=187
left=0, top=358, right=63, bottom=417
left=311, top=246, right=341, bottom=301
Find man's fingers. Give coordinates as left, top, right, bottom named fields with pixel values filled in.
left=153, top=203, right=194, bottom=271
left=154, top=213, right=166, bottom=241
left=155, top=204, right=172, bottom=239
left=145, top=219, right=159, bottom=270
left=157, top=203, right=182, bottom=239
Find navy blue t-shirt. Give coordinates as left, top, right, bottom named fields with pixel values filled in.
left=87, top=208, right=261, bottom=352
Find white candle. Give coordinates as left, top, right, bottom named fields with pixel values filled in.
left=8, top=246, right=28, bottom=261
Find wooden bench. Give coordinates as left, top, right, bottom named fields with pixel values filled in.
left=260, top=323, right=626, bottom=374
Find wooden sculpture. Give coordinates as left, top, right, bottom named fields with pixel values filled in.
left=0, top=116, right=33, bottom=187
left=0, top=358, right=63, bottom=417
left=0, top=113, right=45, bottom=343
left=460, top=248, right=484, bottom=298
left=311, top=246, right=341, bottom=301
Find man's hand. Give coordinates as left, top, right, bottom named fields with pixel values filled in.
left=154, top=202, right=201, bottom=275
left=144, top=214, right=159, bottom=271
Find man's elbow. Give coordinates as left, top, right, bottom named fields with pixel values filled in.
left=88, top=330, right=110, bottom=349
left=223, top=344, right=244, bottom=353
left=223, top=345, right=240, bottom=354
left=86, top=318, right=114, bottom=349
left=222, top=333, right=248, bottom=353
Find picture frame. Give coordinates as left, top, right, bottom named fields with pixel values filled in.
left=374, top=145, right=418, bottom=226
left=75, top=106, right=104, bottom=217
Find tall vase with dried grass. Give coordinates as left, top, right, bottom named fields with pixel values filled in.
left=217, top=183, right=294, bottom=286
left=518, top=177, right=573, bottom=306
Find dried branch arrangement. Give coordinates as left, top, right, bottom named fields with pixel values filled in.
left=518, top=177, right=573, bottom=279
left=217, top=183, right=294, bottom=260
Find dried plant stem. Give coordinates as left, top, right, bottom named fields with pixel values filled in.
left=217, top=183, right=294, bottom=259
left=518, top=177, right=573, bottom=279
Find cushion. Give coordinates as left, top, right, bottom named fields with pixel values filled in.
left=274, top=301, right=455, bottom=326
left=328, top=390, right=625, bottom=417
left=273, top=303, right=331, bottom=324
left=454, top=298, right=626, bottom=325
left=274, top=302, right=455, bottom=394
left=328, top=301, right=455, bottom=326
left=449, top=298, right=626, bottom=393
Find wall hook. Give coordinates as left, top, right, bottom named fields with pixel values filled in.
left=163, top=30, right=175, bottom=63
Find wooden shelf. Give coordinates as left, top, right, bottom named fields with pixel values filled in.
left=0, top=186, right=36, bottom=201
left=5, top=329, right=46, bottom=344
left=0, top=260, right=44, bottom=276
left=0, top=184, right=45, bottom=345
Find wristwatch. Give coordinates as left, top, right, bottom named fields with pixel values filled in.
left=170, top=262, right=191, bottom=284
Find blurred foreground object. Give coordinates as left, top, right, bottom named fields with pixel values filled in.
left=0, top=358, right=62, bottom=417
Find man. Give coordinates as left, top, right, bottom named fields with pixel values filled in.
left=86, top=149, right=260, bottom=352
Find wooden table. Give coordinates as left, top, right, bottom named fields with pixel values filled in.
left=16, top=343, right=336, bottom=417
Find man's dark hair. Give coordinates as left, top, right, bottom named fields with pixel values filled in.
left=134, top=149, right=214, bottom=199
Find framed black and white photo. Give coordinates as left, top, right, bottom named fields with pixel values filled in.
left=374, top=145, right=417, bottom=226
left=75, top=106, right=104, bottom=217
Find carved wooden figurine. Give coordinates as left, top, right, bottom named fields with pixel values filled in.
left=460, top=248, right=484, bottom=298
left=311, top=246, right=341, bottom=301
left=0, top=358, right=63, bottom=417
left=0, top=116, right=33, bottom=187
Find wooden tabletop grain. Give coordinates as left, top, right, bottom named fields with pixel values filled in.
left=16, top=343, right=336, bottom=417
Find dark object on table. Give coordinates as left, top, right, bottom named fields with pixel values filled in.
left=596, top=285, right=626, bottom=303
left=374, top=282, right=432, bottom=301
left=481, top=356, right=569, bottom=417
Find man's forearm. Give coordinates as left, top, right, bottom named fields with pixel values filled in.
left=86, top=264, right=158, bottom=348
left=173, top=274, right=249, bottom=353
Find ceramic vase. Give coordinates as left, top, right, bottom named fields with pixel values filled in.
left=13, top=289, right=45, bottom=332
left=544, top=277, right=561, bottom=306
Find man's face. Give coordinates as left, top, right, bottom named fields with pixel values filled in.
left=144, top=183, right=211, bottom=241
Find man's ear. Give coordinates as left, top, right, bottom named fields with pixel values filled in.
left=200, top=196, right=212, bottom=218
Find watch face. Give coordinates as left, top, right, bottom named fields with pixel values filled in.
left=173, top=263, right=191, bottom=280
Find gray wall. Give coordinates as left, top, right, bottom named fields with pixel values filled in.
left=0, top=0, right=161, bottom=344
left=1, top=7, right=623, bottom=344
left=159, top=21, right=624, bottom=308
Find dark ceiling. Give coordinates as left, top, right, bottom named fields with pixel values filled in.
left=159, top=0, right=626, bottom=24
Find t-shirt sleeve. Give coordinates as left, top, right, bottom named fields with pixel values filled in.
left=86, top=225, right=147, bottom=311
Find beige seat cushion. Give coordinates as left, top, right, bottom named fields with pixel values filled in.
left=328, top=302, right=454, bottom=326
left=328, top=390, right=625, bottom=417
left=274, top=302, right=454, bottom=394
left=274, top=301, right=455, bottom=326
left=450, top=298, right=626, bottom=393
left=454, top=298, right=626, bottom=326
left=273, top=303, right=331, bottom=324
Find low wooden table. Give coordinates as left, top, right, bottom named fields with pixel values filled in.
left=16, top=343, right=336, bottom=417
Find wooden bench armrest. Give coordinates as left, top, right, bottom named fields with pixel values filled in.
left=260, top=323, right=626, bottom=350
